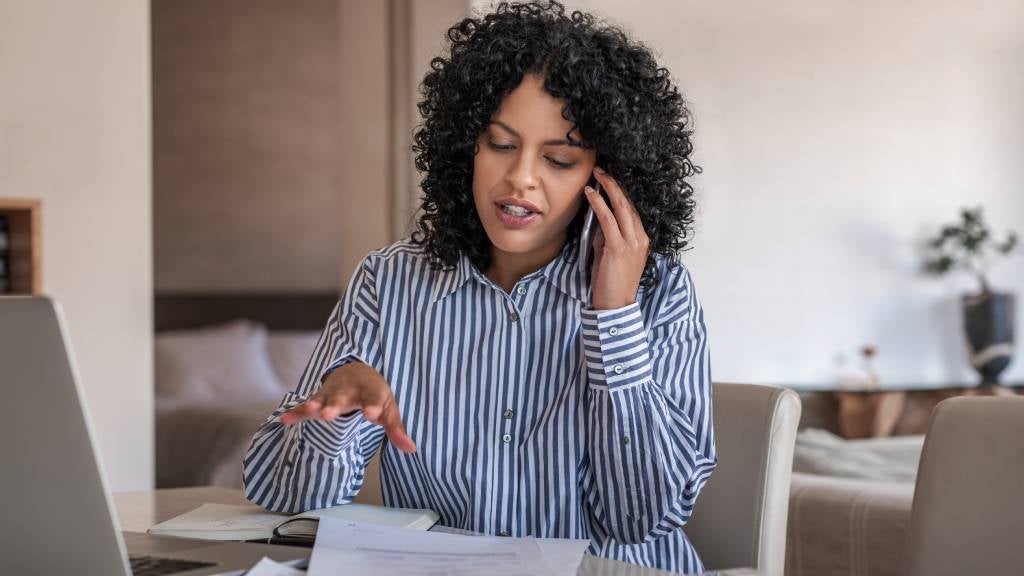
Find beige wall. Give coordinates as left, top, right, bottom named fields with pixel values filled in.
left=338, top=0, right=393, bottom=282
left=154, top=0, right=471, bottom=290
left=0, top=0, right=153, bottom=489
left=392, top=0, right=471, bottom=238
left=154, top=0, right=355, bottom=291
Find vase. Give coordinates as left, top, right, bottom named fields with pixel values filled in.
left=962, top=290, right=1015, bottom=384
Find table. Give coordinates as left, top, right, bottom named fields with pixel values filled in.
left=113, top=487, right=758, bottom=576
left=793, top=382, right=1023, bottom=439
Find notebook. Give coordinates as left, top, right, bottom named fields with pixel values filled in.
left=148, top=502, right=439, bottom=545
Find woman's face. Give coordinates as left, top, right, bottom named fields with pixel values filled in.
left=473, top=74, right=597, bottom=262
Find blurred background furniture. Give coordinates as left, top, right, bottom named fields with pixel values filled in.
left=785, top=385, right=1022, bottom=576
left=0, top=198, right=42, bottom=295
left=154, top=294, right=334, bottom=488
left=905, top=396, right=1024, bottom=576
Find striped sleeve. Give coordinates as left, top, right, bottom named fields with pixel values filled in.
left=241, top=254, right=387, bottom=513
left=581, top=265, right=717, bottom=544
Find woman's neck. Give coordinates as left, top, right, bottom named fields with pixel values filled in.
left=484, top=234, right=566, bottom=293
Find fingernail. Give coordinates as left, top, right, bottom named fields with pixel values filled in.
left=584, top=186, right=594, bottom=194
left=594, top=166, right=605, bottom=174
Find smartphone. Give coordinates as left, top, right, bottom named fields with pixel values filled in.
left=579, top=180, right=601, bottom=293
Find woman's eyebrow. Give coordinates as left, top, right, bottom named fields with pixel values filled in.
left=490, top=120, right=583, bottom=148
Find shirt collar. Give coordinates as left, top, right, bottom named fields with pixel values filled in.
left=430, top=254, right=474, bottom=303
left=431, top=239, right=588, bottom=304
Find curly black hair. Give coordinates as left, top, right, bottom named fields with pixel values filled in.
left=410, top=0, right=700, bottom=288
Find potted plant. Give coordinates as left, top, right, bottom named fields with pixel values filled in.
left=924, top=207, right=1018, bottom=384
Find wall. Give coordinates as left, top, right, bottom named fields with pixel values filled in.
left=479, top=0, right=1024, bottom=386
left=0, top=0, right=153, bottom=489
left=153, top=0, right=356, bottom=291
left=337, top=0, right=394, bottom=281
left=154, top=0, right=470, bottom=289
left=392, top=0, right=471, bottom=238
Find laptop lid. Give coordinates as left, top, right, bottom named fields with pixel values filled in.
left=0, top=296, right=130, bottom=575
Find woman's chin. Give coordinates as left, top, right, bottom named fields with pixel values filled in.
left=488, top=235, right=537, bottom=255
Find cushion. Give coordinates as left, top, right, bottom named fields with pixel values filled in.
left=793, top=427, right=923, bottom=483
left=155, top=320, right=283, bottom=404
left=266, top=330, right=321, bottom=392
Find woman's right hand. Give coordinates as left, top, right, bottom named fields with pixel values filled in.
left=280, top=362, right=416, bottom=453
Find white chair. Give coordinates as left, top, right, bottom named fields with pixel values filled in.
left=684, top=382, right=802, bottom=576
left=904, top=396, right=1024, bottom=576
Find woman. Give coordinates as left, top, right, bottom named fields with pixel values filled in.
left=243, top=1, right=715, bottom=572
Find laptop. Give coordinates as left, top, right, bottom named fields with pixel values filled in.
left=0, top=297, right=309, bottom=575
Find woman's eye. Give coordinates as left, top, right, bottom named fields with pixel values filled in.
left=486, top=140, right=574, bottom=169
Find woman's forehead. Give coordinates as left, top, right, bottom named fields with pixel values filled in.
left=490, top=75, right=581, bottom=143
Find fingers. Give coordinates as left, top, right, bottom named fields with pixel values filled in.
left=320, top=387, right=357, bottom=420
left=362, top=388, right=416, bottom=453
left=590, top=167, right=649, bottom=245
left=279, top=370, right=416, bottom=453
left=379, top=401, right=417, bottom=453
left=584, top=183, right=623, bottom=246
left=282, top=386, right=358, bottom=425
left=281, top=397, right=322, bottom=425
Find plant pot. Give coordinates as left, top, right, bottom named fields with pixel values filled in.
left=962, top=290, right=1015, bottom=384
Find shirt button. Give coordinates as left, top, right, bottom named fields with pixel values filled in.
left=504, top=408, right=514, bottom=419
left=508, top=311, right=519, bottom=322
left=502, top=433, right=512, bottom=443
left=498, top=530, right=511, bottom=537
left=622, top=435, right=631, bottom=445
left=609, top=327, right=619, bottom=336
left=613, top=364, right=624, bottom=374
left=516, top=286, right=527, bottom=295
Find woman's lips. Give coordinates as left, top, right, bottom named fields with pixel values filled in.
left=494, top=203, right=540, bottom=229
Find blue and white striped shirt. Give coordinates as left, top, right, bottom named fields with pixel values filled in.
left=243, top=237, right=716, bottom=573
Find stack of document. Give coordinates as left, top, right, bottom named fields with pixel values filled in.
left=308, top=518, right=590, bottom=576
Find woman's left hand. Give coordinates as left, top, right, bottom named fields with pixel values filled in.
left=585, top=167, right=650, bottom=311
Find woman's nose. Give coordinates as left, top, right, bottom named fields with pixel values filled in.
left=506, top=155, right=540, bottom=191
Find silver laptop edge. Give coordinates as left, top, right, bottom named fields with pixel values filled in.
left=0, top=296, right=307, bottom=575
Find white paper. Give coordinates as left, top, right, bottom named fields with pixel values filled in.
left=536, top=538, right=591, bottom=576
left=308, top=518, right=557, bottom=576
left=428, top=520, right=589, bottom=569
left=244, top=557, right=306, bottom=576
left=429, top=524, right=590, bottom=575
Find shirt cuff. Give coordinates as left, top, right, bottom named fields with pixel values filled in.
left=580, top=302, right=653, bottom=390
left=301, top=413, right=363, bottom=455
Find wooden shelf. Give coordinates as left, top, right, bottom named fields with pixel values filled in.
left=0, top=198, right=42, bottom=295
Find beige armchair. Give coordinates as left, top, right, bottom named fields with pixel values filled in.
left=905, top=396, right=1024, bottom=576
left=685, top=382, right=802, bottom=576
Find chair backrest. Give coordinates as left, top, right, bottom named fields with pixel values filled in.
left=685, top=382, right=802, bottom=576
left=905, top=396, right=1024, bottom=576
